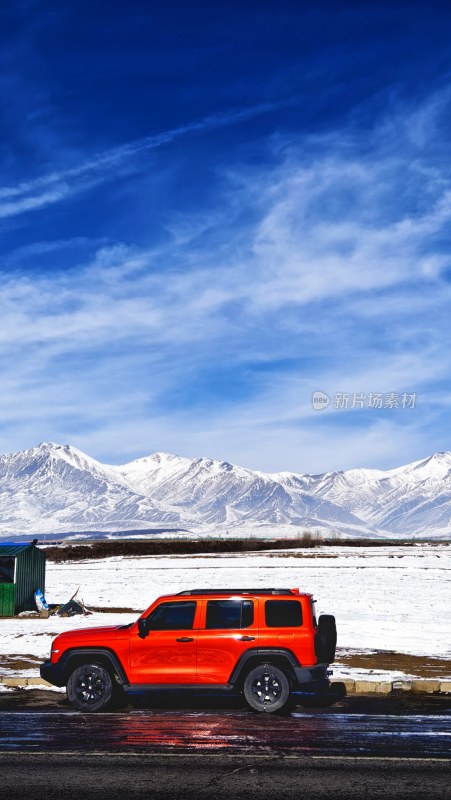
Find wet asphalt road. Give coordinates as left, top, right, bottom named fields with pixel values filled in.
left=0, top=699, right=449, bottom=799
left=0, top=708, right=450, bottom=758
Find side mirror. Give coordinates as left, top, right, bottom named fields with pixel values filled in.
left=138, top=617, right=149, bottom=639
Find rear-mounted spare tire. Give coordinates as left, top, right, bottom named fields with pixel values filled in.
left=315, top=614, right=337, bottom=663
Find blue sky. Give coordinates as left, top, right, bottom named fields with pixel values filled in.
left=1, top=0, right=451, bottom=472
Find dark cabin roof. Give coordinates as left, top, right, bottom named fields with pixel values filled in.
left=0, top=543, right=39, bottom=557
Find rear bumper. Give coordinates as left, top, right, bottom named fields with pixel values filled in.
left=292, top=681, right=346, bottom=702
left=293, top=664, right=330, bottom=685
left=292, top=664, right=346, bottom=701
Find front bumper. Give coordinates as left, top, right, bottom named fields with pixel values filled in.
left=40, top=660, right=66, bottom=687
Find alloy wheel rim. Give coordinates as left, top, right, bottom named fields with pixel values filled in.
left=74, top=668, right=106, bottom=704
left=250, top=671, right=283, bottom=706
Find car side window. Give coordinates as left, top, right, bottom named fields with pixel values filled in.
left=206, top=599, right=254, bottom=629
left=265, top=600, right=303, bottom=627
left=146, top=601, right=197, bottom=630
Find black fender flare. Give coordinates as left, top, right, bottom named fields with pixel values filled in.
left=228, top=648, right=301, bottom=686
left=58, top=648, right=129, bottom=685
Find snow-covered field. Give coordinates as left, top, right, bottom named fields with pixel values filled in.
left=1, top=544, right=450, bottom=685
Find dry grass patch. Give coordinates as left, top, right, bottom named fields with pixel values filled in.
left=0, top=655, right=40, bottom=672
left=336, top=649, right=451, bottom=678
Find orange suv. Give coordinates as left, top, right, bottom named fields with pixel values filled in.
left=40, top=588, right=345, bottom=713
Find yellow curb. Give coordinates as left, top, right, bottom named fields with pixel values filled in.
left=333, top=679, right=355, bottom=693
left=0, top=677, right=52, bottom=687
left=354, top=680, right=392, bottom=694
left=411, top=680, right=441, bottom=694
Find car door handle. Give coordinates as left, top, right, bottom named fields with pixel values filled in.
left=176, top=637, right=194, bottom=642
left=239, top=635, right=255, bottom=641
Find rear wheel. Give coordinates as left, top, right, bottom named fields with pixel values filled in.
left=243, top=663, right=290, bottom=713
left=66, top=663, right=113, bottom=712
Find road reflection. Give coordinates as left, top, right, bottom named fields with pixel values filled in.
left=1, top=709, right=450, bottom=758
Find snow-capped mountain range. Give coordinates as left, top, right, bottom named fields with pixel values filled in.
left=0, top=441, right=451, bottom=539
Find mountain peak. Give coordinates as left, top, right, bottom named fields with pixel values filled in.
left=414, top=451, right=451, bottom=477
left=19, top=442, right=111, bottom=477
left=124, top=451, right=188, bottom=467
left=428, top=451, right=451, bottom=462
left=0, top=442, right=450, bottom=538
left=35, top=441, right=62, bottom=451
left=34, top=441, right=80, bottom=455
left=387, top=450, right=451, bottom=479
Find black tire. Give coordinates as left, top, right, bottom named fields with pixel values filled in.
left=243, top=663, right=291, bottom=713
left=66, top=663, right=113, bottom=712
left=315, top=614, right=337, bottom=663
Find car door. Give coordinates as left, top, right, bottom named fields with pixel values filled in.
left=129, top=600, right=199, bottom=684
left=196, top=598, right=259, bottom=685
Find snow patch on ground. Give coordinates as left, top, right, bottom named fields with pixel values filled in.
left=0, top=544, right=449, bottom=684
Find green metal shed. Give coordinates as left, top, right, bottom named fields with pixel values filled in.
left=0, top=543, right=46, bottom=616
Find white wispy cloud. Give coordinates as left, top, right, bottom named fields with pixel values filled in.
left=2, top=91, right=451, bottom=470
left=0, top=186, right=71, bottom=218
left=0, top=103, right=275, bottom=219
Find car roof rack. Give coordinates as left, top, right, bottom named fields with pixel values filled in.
left=177, top=588, right=295, bottom=596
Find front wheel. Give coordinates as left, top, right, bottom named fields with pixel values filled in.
left=66, top=663, right=113, bottom=712
left=243, top=664, right=290, bottom=713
